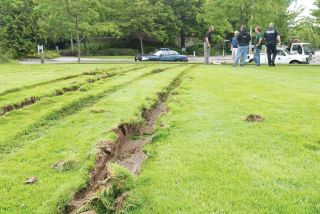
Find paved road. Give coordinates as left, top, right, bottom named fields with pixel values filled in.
left=20, top=54, right=320, bottom=65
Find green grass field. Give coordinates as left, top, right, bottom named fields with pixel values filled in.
left=0, top=64, right=319, bottom=214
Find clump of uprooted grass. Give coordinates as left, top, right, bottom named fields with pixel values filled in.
left=52, top=159, right=79, bottom=172
left=78, top=164, right=140, bottom=214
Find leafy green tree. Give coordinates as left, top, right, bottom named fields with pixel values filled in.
left=165, top=0, right=205, bottom=49
left=0, top=0, right=39, bottom=59
left=313, top=0, right=320, bottom=26
left=36, top=0, right=100, bottom=63
left=36, top=0, right=120, bottom=62
left=289, top=18, right=320, bottom=48
left=202, top=0, right=296, bottom=42
left=118, top=0, right=167, bottom=54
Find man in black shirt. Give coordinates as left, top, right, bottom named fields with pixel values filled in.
left=233, top=25, right=251, bottom=67
left=264, top=23, right=281, bottom=66
left=203, top=26, right=214, bottom=64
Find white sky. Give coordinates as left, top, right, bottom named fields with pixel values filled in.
left=290, top=0, right=317, bottom=18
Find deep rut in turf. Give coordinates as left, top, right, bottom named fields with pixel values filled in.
left=0, top=66, right=147, bottom=116
left=0, top=66, right=179, bottom=161
left=64, top=65, right=196, bottom=214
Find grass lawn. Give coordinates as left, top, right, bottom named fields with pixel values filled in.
left=133, top=65, right=320, bottom=213
left=0, top=64, right=319, bottom=213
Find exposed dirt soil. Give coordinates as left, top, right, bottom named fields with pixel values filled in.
left=1, top=96, right=38, bottom=116
left=245, top=114, right=264, bottom=122
left=65, top=101, right=168, bottom=213
left=0, top=66, right=148, bottom=116
left=64, top=66, right=194, bottom=213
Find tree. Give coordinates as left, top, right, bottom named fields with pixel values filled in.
left=313, top=0, right=320, bottom=25
left=119, top=0, right=167, bottom=54
left=0, top=0, right=39, bottom=58
left=202, top=0, right=296, bottom=42
left=289, top=19, right=320, bottom=48
left=38, top=0, right=101, bottom=63
left=165, top=0, right=205, bottom=49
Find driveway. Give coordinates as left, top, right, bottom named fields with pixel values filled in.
left=20, top=55, right=320, bottom=65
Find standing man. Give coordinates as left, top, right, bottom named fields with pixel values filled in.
left=233, top=25, right=251, bottom=67
left=204, top=26, right=214, bottom=65
left=254, top=26, right=263, bottom=66
left=231, top=31, right=239, bottom=60
left=264, top=23, right=281, bottom=66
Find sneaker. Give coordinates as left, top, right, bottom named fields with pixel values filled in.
left=272, top=62, right=275, bottom=67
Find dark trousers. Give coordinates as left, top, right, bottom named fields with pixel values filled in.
left=266, top=43, right=277, bottom=65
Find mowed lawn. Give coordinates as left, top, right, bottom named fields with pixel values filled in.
left=0, top=64, right=319, bottom=213
left=0, top=63, right=188, bottom=213
left=133, top=65, right=320, bottom=213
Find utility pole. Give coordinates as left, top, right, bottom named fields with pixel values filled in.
left=38, top=45, right=45, bottom=64
left=249, top=0, right=254, bottom=54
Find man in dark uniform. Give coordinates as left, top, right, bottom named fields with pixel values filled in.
left=264, top=23, right=281, bottom=66
left=203, top=26, right=214, bottom=64
left=233, top=25, right=251, bottom=67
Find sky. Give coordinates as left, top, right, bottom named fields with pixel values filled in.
left=290, top=0, right=317, bottom=18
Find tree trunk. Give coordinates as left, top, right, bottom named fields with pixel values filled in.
left=70, top=35, right=74, bottom=54
left=84, top=40, right=87, bottom=55
left=180, top=30, right=186, bottom=50
left=40, top=51, right=45, bottom=64
left=75, top=18, right=81, bottom=63
left=139, top=34, right=144, bottom=54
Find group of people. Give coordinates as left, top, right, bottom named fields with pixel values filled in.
left=204, top=23, right=281, bottom=67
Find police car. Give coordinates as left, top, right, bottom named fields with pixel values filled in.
left=247, top=47, right=310, bottom=64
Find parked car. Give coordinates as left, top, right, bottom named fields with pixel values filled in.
left=246, top=48, right=310, bottom=64
left=135, top=48, right=188, bottom=62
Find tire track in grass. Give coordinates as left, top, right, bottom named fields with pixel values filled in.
left=0, top=65, right=151, bottom=155
left=0, top=66, right=149, bottom=150
left=0, top=65, right=180, bottom=160
left=0, top=65, right=136, bottom=97
left=65, top=65, right=196, bottom=213
left=0, top=65, right=190, bottom=214
left=0, top=65, right=144, bottom=115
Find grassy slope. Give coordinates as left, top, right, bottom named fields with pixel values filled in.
left=0, top=64, right=189, bottom=213
left=0, top=65, right=149, bottom=156
left=133, top=65, right=320, bottom=213
left=0, top=65, right=138, bottom=107
left=0, top=64, right=130, bottom=95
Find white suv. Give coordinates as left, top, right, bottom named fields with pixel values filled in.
left=247, top=48, right=310, bottom=64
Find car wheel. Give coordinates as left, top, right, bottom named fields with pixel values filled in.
left=290, top=60, right=300, bottom=64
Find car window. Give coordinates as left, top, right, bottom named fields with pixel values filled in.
left=282, top=49, right=290, bottom=55
left=277, top=50, right=286, bottom=56
left=154, top=51, right=162, bottom=56
left=161, top=51, right=170, bottom=56
left=302, top=44, right=312, bottom=53
left=292, top=45, right=298, bottom=52
left=292, top=44, right=302, bottom=54
left=169, top=51, right=179, bottom=55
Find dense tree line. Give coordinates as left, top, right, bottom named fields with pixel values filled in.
left=0, top=0, right=319, bottom=60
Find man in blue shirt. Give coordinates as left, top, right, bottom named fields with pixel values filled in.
left=233, top=25, right=251, bottom=67
left=264, top=23, right=281, bottom=66
left=231, top=31, right=239, bottom=60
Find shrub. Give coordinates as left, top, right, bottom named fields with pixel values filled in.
left=91, top=48, right=138, bottom=56
left=26, top=50, right=60, bottom=59
left=0, top=48, right=11, bottom=63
